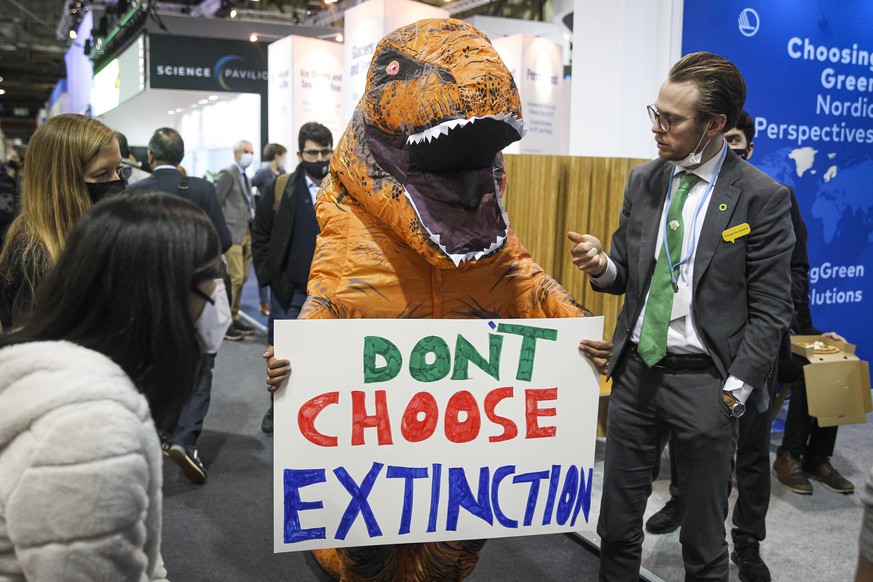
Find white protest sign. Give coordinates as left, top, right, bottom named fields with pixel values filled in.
left=273, top=317, right=603, bottom=552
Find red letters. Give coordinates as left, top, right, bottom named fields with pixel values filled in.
left=296, top=386, right=557, bottom=446
left=298, top=392, right=340, bottom=447
left=444, top=390, right=481, bottom=443
left=525, top=387, right=558, bottom=439
left=484, top=386, right=518, bottom=443
left=352, top=390, right=394, bottom=446
left=401, top=392, right=439, bottom=442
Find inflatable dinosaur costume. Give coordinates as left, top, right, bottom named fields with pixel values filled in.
left=303, top=18, right=592, bottom=580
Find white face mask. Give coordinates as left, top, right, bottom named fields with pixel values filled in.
left=674, top=120, right=712, bottom=169
left=239, top=153, right=254, bottom=169
left=195, top=278, right=232, bottom=354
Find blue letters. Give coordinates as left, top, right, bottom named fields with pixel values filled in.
left=386, top=465, right=428, bottom=535
left=283, top=469, right=327, bottom=543
left=446, top=466, right=494, bottom=530
left=334, top=462, right=385, bottom=540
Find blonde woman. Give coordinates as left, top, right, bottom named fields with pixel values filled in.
left=0, top=113, right=124, bottom=328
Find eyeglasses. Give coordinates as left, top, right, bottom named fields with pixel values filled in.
left=647, top=105, right=700, bottom=133
left=301, top=148, right=333, bottom=161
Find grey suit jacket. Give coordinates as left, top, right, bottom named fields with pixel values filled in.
left=597, top=150, right=795, bottom=413
left=215, top=164, right=253, bottom=244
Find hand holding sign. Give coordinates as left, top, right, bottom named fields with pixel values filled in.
left=579, top=338, right=612, bottom=375
left=264, top=346, right=291, bottom=393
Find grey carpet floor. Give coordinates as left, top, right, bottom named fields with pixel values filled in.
left=161, top=285, right=872, bottom=581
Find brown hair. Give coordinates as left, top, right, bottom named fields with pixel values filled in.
left=0, top=114, right=117, bottom=287
left=262, top=143, right=287, bottom=162
left=669, top=51, right=746, bottom=133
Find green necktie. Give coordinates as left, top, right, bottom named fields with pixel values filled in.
left=637, top=172, right=702, bottom=367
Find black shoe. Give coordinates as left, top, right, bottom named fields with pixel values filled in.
left=645, top=497, right=680, bottom=534
left=224, top=325, right=244, bottom=341
left=167, top=444, right=207, bottom=484
left=261, top=406, right=274, bottom=434
left=731, top=545, right=771, bottom=582
left=234, top=320, right=254, bottom=336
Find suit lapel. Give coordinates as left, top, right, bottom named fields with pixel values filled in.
left=693, top=157, right=741, bottom=289
left=638, top=164, right=672, bottom=286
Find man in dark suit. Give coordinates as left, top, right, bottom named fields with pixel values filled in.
left=569, top=52, right=795, bottom=581
left=216, top=140, right=257, bottom=341
left=252, top=122, right=332, bottom=434
left=127, top=128, right=232, bottom=253
left=127, top=127, right=232, bottom=484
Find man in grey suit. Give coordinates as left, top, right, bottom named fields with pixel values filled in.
left=569, top=52, right=795, bottom=581
left=216, top=140, right=257, bottom=340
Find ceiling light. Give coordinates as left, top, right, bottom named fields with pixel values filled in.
left=336, top=34, right=343, bottom=42
left=168, top=109, right=175, bottom=115
left=230, top=8, right=238, bottom=17
left=0, top=89, right=6, bottom=96
left=250, top=33, right=258, bottom=42
left=69, top=29, right=77, bottom=39
left=198, top=99, right=209, bottom=104
left=175, top=108, right=183, bottom=112
left=208, top=95, right=218, bottom=101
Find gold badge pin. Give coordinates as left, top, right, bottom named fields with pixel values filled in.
left=722, top=223, right=751, bottom=243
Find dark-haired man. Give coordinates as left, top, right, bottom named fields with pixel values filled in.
left=127, top=127, right=232, bottom=484
left=569, top=53, right=794, bottom=580
left=252, top=122, right=332, bottom=434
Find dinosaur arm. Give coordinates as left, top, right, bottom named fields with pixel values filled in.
left=502, top=233, right=592, bottom=319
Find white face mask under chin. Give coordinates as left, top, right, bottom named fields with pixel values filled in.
left=195, top=278, right=232, bottom=354
left=674, top=121, right=712, bottom=169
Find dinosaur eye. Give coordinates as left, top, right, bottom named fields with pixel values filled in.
left=386, top=61, right=400, bottom=76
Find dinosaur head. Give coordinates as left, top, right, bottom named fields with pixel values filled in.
left=330, top=18, right=524, bottom=268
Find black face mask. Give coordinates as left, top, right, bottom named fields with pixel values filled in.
left=300, top=161, right=329, bottom=180
left=731, top=147, right=749, bottom=160
left=86, top=179, right=126, bottom=204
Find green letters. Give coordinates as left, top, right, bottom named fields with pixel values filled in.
left=497, top=324, right=558, bottom=381
left=363, top=336, right=402, bottom=383
left=452, top=334, right=503, bottom=381
left=409, top=336, right=451, bottom=382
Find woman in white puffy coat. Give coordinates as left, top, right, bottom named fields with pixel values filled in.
left=0, top=192, right=227, bottom=581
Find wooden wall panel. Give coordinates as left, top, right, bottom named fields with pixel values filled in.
left=502, top=154, right=566, bottom=278
left=503, top=154, right=649, bottom=338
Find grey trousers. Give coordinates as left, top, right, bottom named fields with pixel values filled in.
left=598, top=349, right=736, bottom=582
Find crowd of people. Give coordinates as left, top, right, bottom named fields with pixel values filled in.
left=0, top=49, right=870, bottom=582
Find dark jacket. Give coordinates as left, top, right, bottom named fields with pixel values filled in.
left=598, top=152, right=795, bottom=413
left=0, top=171, right=17, bottom=247
left=252, top=164, right=319, bottom=310
left=126, top=168, right=232, bottom=253
left=777, top=186, right=820, bottom=383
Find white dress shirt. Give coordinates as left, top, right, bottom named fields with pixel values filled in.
left=304, top=174, right=319, bottom=205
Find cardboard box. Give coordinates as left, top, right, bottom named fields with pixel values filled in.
left=790, top=335, right=872, bottom=426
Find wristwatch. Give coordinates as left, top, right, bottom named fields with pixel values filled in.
left=722, top=391, right=746, bottom=418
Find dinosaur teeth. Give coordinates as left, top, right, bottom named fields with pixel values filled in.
left=406, top=113, right=525, bottom=145
left=401, top=185, right=509, bottom=266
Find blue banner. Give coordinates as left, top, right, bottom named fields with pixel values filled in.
left=683, top=1, right=873, bottom=357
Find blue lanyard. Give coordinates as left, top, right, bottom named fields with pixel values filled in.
left=661, top=144, right=728, bottom=288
